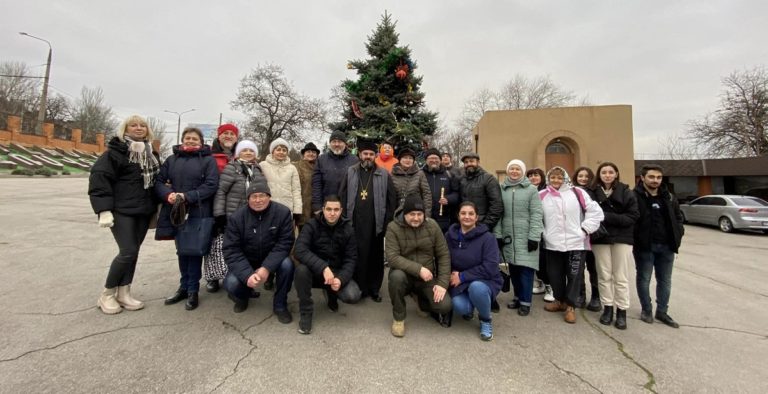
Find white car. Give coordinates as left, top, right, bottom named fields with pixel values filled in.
left=680, top=195, right=768, bottom=233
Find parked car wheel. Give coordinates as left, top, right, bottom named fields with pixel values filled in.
left=719, top=217, right=734, bottom=233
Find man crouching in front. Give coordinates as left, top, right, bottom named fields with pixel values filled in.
left=222, top=181, right=295, bottom=324
left=387, top=194, right=452, bottom=337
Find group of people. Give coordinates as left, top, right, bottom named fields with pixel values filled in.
left=88, top=115, right=684, bottom=342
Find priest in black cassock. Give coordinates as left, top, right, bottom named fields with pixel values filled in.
left=339, top=139, right=397, bottom=302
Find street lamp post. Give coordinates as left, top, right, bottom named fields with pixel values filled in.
left=164, top=109, right=195, bottom=144
left=19, top=32, right=52, bottom=135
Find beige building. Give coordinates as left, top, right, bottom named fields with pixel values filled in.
left=471, top=105, right=634, bottom=182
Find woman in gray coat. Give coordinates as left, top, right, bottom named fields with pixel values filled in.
left=494, top=159, right=544, bottom=316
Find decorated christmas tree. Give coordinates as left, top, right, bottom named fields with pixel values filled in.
left=331, top=12, right=438, bottom=153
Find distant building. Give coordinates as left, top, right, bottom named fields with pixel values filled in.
left=188, top=123, right=219, bottom=145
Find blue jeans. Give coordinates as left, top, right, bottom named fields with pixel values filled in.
left=510, top=265, right=535, bottom=306
left=178, top=255, right=203, bottom=293
left=634, top=243, right=674, bottom=314
left=223, top=257, right=295, bottom=312
left=452, top=281, right=492, bottom=322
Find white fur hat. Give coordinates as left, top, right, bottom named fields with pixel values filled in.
left=506, top=159, right=526, bottom=175
left=269, top=138, right=290, bottom=154
left=234, top=140, right=258, bottom=158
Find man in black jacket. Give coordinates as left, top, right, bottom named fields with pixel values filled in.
left=222, top=182, right=296, bottom=324
left=423, top=148, right=459, bottom=233
left=311, top=131, right=359, bottom=213
left=459, top=153, right=503, bottom=231
left=293, top=195, right=361, bottom=334
left=633, top=164, right=684, bottom=328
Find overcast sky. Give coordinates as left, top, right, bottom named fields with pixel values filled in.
left=2, top=0, right=766, bottom=156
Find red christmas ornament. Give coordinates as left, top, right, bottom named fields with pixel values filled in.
left=395, top=64, right=409, bottom=80
left=351, top=100, right=363, bottom=119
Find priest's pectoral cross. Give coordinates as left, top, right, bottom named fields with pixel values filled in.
left=360, top=189, right=368, bottom=200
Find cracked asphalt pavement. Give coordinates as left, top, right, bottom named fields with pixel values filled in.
left=1, top=178, right=766, bottom=393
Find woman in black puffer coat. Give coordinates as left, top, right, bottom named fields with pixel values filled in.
left=155, top=127, right=219, bottom=311
left=89, top=115, right=160, bottom=315
left=587, top=162, right=639, bottom=330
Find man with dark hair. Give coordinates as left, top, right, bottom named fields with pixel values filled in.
left=423, top=148, right=459, bottom=233
left=293, top=195, right=361, bottom=334
left=633, top=164, right=685, bottom=328
left=339, top=138, right=398, bottom=302
left=222, top=182, right=296, bottom=324
left=386, top=194, right=453, bottom=337
left=311, top=131, right=359, bottom=214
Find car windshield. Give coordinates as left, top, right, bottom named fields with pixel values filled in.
left=731, top=197, right=768, bottom=207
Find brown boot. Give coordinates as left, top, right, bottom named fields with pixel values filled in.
left=116, top=285, right=144, bottom=311
left=391, top=320, right=405, bottom=337
left=97, top=287, right=122, bottom=315
left=544, top=301, right=567, bottom=312
left=564, top=306, right=576, bottom=324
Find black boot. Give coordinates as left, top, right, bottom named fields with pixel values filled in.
left=599, top=305, right=613, bottom=325
left=614, top=308, right=627, bottom=330
left=587, top=293, right=602, bottom=312
left=205, top=280, right=219, bottom=293
left=575, top=284, right=587, bottom=309
left=264, top=273, right=275, bottom=291
left=185, top=292, right=199, bottom=310
left=164, top=288, right=187, bottom=305
left=491, top=298, right=500, bottom=313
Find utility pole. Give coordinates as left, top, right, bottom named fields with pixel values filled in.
left=19, top=32, right=52, bottom=135
left=164, top=109, right=195, bottom=144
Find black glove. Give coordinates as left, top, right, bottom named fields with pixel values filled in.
left=527, top=240, right=539, bottom=252
left=497, top=238, right=505, bottom=251
left=215, top=215, right=228, bottom=235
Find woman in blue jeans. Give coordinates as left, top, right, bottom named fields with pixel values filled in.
left=446, top=202, right=503, bottom=341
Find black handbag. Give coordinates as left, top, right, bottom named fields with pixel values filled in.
left=590, top=224, right=609, bottom=242
left=174, top=202, right=214, bottom=257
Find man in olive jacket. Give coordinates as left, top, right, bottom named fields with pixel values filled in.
left=386, top=195, right=452, bottom=337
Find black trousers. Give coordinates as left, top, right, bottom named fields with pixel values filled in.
left=545, top=250, right=586, bottom=307
left=579, top=251, right=599, bottom=297
left=105, top=212, right=151, bottom=288
left=355, top=233, right=385, bottom=296
left=294, top=264, right=361, bottom=314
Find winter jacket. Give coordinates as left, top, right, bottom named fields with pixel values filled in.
left=260, top=154, right=302, bottom=214
left=633, top=182, right=685, bottom=253
left=311, top=149, right=359, bottom=212
left=445, top=223, right=503, bottom=298
left=460, top=167, right=503, bottom=230
left=587, top=182, right=640, bottom=245
left=211, top=139, right=236, bottom=173
left=213, top=160, right=265, bottom=217
left=385, top=207, right=451, bottom=289
left=294, top=215, right=357, bottom=285
left=223, top=201, right=295, bottom=283
left=339, top=163, right=398, bottom=236
left=539, top=183, right=604, bottom=252
left=293, top=159, right=315, bottom=226
left=423, top=165, right=460, bottom=232
left=391, top=163, right=432, bottom=218
left=375, top=155, right=398, bottom=173
left=89, top=136, right=158, bottom=216
left=154, top=145, right=219, bottom=240
left=493, top=177, right=544, bottom=270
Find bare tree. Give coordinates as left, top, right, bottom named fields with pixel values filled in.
left=69, top=86, right=118, bottom=143
left=431, top=126, right=473, bottom=167
left=687, top=67, right=768, bottom=158
left=231, top=64, right=327, bottom=156
left=45, top=93, right=70, bottom=124
left=146, top=116, right=173, bottom=159
left=656, top=132, right=701, bottom=160
left=0, top=61, right=40, bottom=118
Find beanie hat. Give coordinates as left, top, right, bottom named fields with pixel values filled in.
left=402, top=194, right=425, bottom=215
left=234, top=140, right=258, bottom=158
left=301, top=142, right=320, bottom=155
left=506, top=159, right=526, bottom=175
left=329, top=130, right=346, bottom=143
left=217, top=123, right=239, bottom=137
left=424, top=148, right=441, bottom=159
left=247, top=181, right=271, bottom=197
left=397, top=148, right=416, bottom=160
left=461, top=152, right=480, bottom=162
left=269, top=138, right=290, bottom=154
left=357, top=138, right=377, bottom=153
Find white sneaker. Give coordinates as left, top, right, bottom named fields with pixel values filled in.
left=532, top=279, right=545, bottom=294
left=543, top=285, right=555, bottom=302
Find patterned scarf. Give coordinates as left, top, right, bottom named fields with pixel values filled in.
left=125, top=136, right=160, bottom=189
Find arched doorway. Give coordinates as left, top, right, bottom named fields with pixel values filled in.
left=545, top=139, right=575, bottom=175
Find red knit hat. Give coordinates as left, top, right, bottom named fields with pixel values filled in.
left=217, top=123, right=239, bottom=137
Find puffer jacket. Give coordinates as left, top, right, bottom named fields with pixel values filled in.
left=294, top=215, right=357, bottom=285
left=493, top=177, right=544, bottom=269
left=213, top=160, right=265, bottom=217
left=634, top=182, right=684, bottom=253
left=154, top=145, right=219, bottom=240
left=385, top=207, right=451, bottom=289
left=223, top=201, right=295, bottom=283
left=89, top=136, right=158, bottom=216
left=311, top=149, right=359, bottom=212
left=587, top=182, right=640, bottom=245
left=445, top=223, right=503, bottom=298
left=539, top=182, right=603, bottom=252
left=460, top=167, right=503, bottom=229
left=293, top=159, right=315, bottom=226
left=391, top=163, right=432, bottom=217
left=423, top=164, right=460, bottom=232
left=260, top=154, right=302, bottom=214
